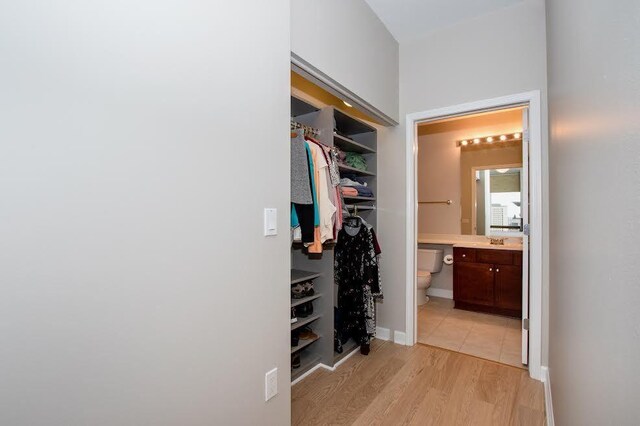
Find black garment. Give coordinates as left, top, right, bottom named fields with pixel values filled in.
left=293, top=203, right=314, bottom=243
left=334, top=220, right=381, bottom=349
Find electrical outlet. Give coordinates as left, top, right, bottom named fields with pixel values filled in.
left=265, top=367, right=278, bottom=401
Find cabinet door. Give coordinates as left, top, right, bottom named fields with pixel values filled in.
left=454, top=263, right=494, bottom=306
left=494, top=264, right=522, bottom=311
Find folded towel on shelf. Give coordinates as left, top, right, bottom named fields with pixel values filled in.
left=340, top=177, right=367, bottom=187
left=344, top=152, right=367, bottom=171
left=341, top=173, right=367, bottom=185
left=340, top=186, right=359, bottom=197
left=354, top=186, right=374, bottom=198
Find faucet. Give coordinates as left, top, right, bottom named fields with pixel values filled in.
left=488, top=237, right=505, bottom=245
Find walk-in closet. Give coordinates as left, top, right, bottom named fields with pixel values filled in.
left=290, top=91, right=380, bottom=383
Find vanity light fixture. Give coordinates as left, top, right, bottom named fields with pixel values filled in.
left=342, top=100, right=353, bottom=108
left=457, top=131, right=523, bottom=148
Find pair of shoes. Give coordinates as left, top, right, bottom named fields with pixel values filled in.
left=298, top=326, right=318, bottom=341
left=291, top=280, right=315, bottom=299
left=360, top=343, right=370, bottom=356
left=292, top=353, right=301, bottom=369
left=297, top=301, right=313, bottom=318
left=291, top=307, right=297, bottom=324
left=291, top=329, right=300, bottom=347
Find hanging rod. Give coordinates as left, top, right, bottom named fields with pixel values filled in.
left=291, top=120, right=321, bottom=137
left=418, top=200, right=452, bottom=205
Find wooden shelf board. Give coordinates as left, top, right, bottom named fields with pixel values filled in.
left=291, top=314, right=322, bottom=331
left=338, top=164, right=376, bottom=177
left=291, top=293, right=322, bottom=308
left=291, top=269, right=321, bottom=284
left=333, top=133, right=376, bottom=154
left=291, top=334, right=321, bottom=354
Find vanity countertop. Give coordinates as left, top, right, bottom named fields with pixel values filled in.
left=418, top=233, right=523, bottom=251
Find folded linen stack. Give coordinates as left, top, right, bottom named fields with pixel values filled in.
left=340, top=176, right=374, bottom=198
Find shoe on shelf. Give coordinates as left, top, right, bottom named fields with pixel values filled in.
left=297, top=301, right=313, bottom=318
left=302, top=280, right=315, bottom=296
left=291, top=307, right=297, bottom=324
left=291, top=329, right=300, bottom=347
left=292, top=353, right=301, bottom=369
left=291, top=283, right=306, bottom=299
left=298, top=326, right=318, bottom=341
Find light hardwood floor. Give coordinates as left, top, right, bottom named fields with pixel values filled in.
left=292, top=340, right=545, bottom=426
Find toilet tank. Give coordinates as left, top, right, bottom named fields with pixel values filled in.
left=417, top=249, right=444, bottom=273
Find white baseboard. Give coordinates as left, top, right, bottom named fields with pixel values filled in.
left=393, top=331, right=407, bottom=345
left=375, top=327, right=391, bottom=341
left=426, top=288, right=453, bottom=299
left=291, top=345, right=361, bottom=386
left=541, top=366, right=554, bottom=426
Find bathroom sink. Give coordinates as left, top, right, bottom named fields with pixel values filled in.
left=452, top=241, right=523, bottom=251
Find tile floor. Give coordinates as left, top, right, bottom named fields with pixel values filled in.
left=417, top=296, right=524, bottom=368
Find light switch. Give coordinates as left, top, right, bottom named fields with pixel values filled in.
left=264, top=208, right=277, bottom=236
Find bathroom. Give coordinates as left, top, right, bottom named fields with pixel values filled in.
left=415, top=107, right=527, bottom=368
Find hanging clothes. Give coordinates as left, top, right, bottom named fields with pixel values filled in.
left=307, top=141, right=336, bottom=244
left=334, top=217, right=382, bottom=354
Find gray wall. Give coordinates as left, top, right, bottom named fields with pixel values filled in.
left=377, top=0, right=549, bottom=349
left=291, top=0, right=399, bottom=123
left=0, top=1, right=291, bottom=424
left=546, top=0, right=640, bottom=424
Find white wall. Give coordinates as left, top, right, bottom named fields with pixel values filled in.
left=376, top=0, right=549, bottom=351
left=0, top=1, right=291, bottom=424
left=291, top=0, right=399, bottom=123
left=546, top=0, right=640, bottom=423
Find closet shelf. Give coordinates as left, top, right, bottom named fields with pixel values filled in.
left=345, top=204, right=375, bottom=211
left=291, top=334, right=321, bottom=354
left=343, top=196, right=376, bottom=203
left=291, top=269, right=322, bottom=284
left=291, top=293, right=322, bottom=308
left=291, top=353, right=322, bottom=382
left=338, top=164, right=376, bottom=177
left=333, top=134, right=376, bottom=154
left=291, top=314, right=322, bottom=331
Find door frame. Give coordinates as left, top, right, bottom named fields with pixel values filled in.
left=405, top=91, right=543, bottom=381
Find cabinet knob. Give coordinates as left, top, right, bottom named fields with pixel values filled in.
left=496, top=268, right=500, bottom=272
left=489, top=267, right=493, bottom=272
left=462, top=254, right=466, bottom=258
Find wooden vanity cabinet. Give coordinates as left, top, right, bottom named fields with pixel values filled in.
left=453, top=248, right=522, bottom=317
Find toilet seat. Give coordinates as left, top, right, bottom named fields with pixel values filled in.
left=417, top=270, right=431, bottom=278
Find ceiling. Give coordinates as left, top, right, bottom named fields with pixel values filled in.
left=365, top=0, right=524, bottom=42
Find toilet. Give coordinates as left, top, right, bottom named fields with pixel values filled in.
left=416, top=249, right=444, bottom=305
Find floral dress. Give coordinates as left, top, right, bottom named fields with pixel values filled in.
left=334, top=219, right=382, bottom=349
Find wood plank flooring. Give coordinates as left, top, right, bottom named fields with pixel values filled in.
left=292, top=340, right=545, bottom=426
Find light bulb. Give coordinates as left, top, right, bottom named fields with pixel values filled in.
left=486, top=136, right=494, bottom=143
left=343, top=100, right=352, bottom=108
left=461, top=140, right=468, bottom=146
left=473, top=138, right=480, bottom=144
left=499, top=135, right=507, bottom=141
left=514, top=132, right=521, bottom=139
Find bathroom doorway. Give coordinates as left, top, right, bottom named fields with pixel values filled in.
left=405, top=91, right=544, bottom=380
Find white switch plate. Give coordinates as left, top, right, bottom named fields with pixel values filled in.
left=264, top=208, right=277, bottom=236
left=265, top=367, right=278, bottom=401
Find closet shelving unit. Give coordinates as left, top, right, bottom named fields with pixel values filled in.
left=290, top=95, right=377, bottom=381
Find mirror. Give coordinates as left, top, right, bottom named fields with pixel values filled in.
left=417, top=108, right=524, bottom=237
left=473, top=168, right=523, bottom=235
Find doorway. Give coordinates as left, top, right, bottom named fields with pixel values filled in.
left=405, top=92, right=543, bottom=381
